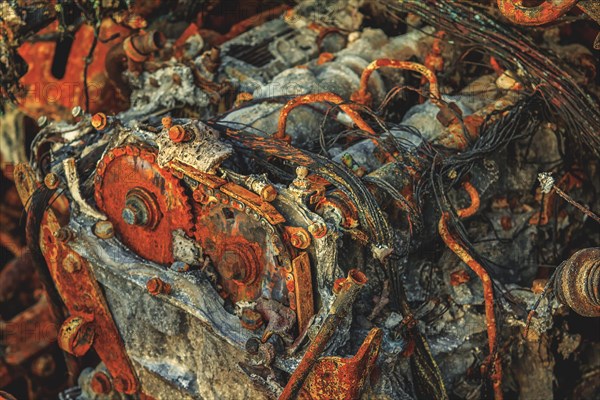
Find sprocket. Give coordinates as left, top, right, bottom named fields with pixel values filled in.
left=94, top=145, right=194, bottom=265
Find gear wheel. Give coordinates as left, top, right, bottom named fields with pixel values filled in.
left=192, top=184, right=289, bottom=305
left=94, top=145, right=193, bottom=265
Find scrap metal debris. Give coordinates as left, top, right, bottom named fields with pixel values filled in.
left=1, top=0, right=599, bottom=399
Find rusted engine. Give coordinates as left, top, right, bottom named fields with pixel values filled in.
left=2, top=0, right=600, bottom=399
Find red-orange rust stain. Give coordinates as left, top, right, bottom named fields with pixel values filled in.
left=220, top=182, right=285, bottom=225
left=17, top=20, right=130, bottom=119
left=351, top=59, right=442, bottom=109
left=291, top=252, right=314, bottom=333
left=275, top=93, right=376, bottom=141
left=95, top=146, right=193, bottom=265
left=299, top=328, right=382, bottom=400
left=496, top=0, right=579, bottom=26
left=39, top=208, right=139, bottom=394
left=422, top=31, right=446, bottom=89
left=193, top=200, right=267, bottom=303
left=438, top=182, right=503, bottom=400
left=317, top=52, right=335, bottom=65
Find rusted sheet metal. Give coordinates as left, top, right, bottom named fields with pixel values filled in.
left=290, top=252, right=315, bottom=334
left=17, top=20, right=131, bottom=118
left=191, top=177, right=290, bottom=306
left=279, top=269, right=369, bottom=400
left=15, top=163, right=139, bottom=394
left=438, top=182, right=502, bottom=400
left=496, top=0, right=579, bottom=26
left=95, top=145, right=194, bottom=265
left=41, top=209, right=140, bottom=394
left=299, top=328, right=382, bottom=400
left=0, top=296, right=57, bottom=366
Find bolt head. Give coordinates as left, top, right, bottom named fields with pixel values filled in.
left=308, top=222, right=327, bottom=239
left=169, top=125, right=190, bottom=143
left=71, top=106, right=83, bottom=118
left=44, top=172, right=59, bottom=189
left=122, top=206, right=138, bottom=225
left=93, top=220, right=114, bottom=239
left=90, top=371, right=112, bottom=394
left=91, top=112, right=108, bottom=130
left=261, top=185, right=278, bottom=202
left=37, top=115, right=48, bottom=127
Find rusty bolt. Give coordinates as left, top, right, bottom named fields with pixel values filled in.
left=90, top=371, right=112, bottom=395
left=44, top=172, right=59, bottom=189
left=91, top=112, right=108, bottom=130
left=58, top=316, right=95, bottom=356
left=93, top=220, right=114, bottom=239
left=146, top=277, right=172, bottom=296
left=112, top=376, right=131, bottom=394
left=54, top=227, right=74, bottom=242
left=62, top=253, right=81, bottom=273
left=260, top=184, right=278, bottom=202
left=554, top=247, right=600, bottom=317
left=169, top=125, right=193, bottom=143
left=31, top=354, right=56, bottom=377
left=241, top=309, right=264, bottom=331
left=307, top=221, right=327, bottom=239
left=289, top=227, right=311, bottom=249
left=162, top=116, right=173, bottom=130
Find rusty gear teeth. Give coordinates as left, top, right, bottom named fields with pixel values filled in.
left=94, top=145, right=194, bottom=265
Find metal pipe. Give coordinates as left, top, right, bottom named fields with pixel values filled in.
left=279, top=269, right=368, bottom=400
left=496, top=0, right=579, bottom=26
left=275, top=93, right=375, bottom=141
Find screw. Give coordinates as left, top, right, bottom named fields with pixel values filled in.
left=91, top=112, right=108, bottom=130
left=44, top=172, right=59, bottom=189
left=71, top=106, right=83, bottom=118
left=37, top=115, right=48, bottom=127
left=307, top=221, right=327, bottom=239
left=93, top=220, right=114, bottom=239
left=146, top=277, right=171, bottom=296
